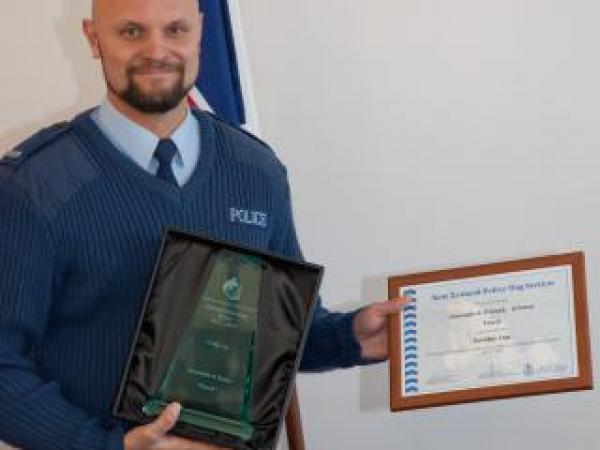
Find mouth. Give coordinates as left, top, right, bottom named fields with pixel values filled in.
left=129, top=61, right=182, bottom=76
left=132, top=68, right=178, bottom=76
left=130, top=70, right=181, bottom=87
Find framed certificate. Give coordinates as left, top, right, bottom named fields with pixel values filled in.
left=389, top=252, right=592, bottom=411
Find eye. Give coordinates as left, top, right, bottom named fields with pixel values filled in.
left=120, top=26, right=143, bottom=40
left=166, top=23, right=189, bottom=37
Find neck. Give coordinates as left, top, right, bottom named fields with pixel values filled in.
left=106, top=92, right=188, bottom=138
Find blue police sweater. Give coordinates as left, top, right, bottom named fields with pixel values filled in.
left=0, top=109, right=362, bottom=450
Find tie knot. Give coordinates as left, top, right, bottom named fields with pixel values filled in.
left=154, top=139, right=178, bottom=166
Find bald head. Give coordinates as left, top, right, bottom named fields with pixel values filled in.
left=90, top=0, right=204, bottom=20
left=90, top=0, right=202, bottom=24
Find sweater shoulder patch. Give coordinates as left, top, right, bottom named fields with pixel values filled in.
left=198, top=110, right=272, bottom=149
left=1, top=121, right=99, bottom=221
left=1, top=121, right=71, bottom=167
left=197, top=111, right=285, bottom=181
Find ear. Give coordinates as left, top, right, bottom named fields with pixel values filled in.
left=82, top=19, right=101, bottom=59
left=196, top=12, right=204, bottom=51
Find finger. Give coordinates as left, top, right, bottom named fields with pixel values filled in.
left=391, top=296, right=411, bottom=306
left=148, top=402, right=181, bottom=437
left=371, top=298, right=410, bottom=316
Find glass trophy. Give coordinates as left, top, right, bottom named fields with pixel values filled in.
left=142, top=249, right=262, bottom=441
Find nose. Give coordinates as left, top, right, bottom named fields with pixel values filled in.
left=142, top=30, right=169, bottom=60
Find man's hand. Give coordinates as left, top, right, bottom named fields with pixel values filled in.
left=124, top=402, right=228, bottom=450
left=352, top=297, right=410, bottom=360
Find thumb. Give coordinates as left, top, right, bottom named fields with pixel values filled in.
left=147, top=402, right=181, bottom=437
left=371, top=297, right=410, bottom=316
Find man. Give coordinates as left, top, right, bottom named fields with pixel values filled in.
left=0, top=0, right=405, bottom=449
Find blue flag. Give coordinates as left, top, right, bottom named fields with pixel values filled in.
left=189, top=0, right=247, bottom=127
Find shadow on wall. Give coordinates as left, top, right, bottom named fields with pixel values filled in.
left=0, top=0, right=102, bottom=153
left=359, top=274, right=394, bottom=412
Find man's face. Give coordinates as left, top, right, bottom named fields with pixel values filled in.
left=83, top=0, right=202, bottom=114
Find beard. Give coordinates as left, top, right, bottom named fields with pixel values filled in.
left=106, top=58, right=194, bottom=114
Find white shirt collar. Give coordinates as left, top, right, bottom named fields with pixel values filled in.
left=94, top=99, right=200, bottom=179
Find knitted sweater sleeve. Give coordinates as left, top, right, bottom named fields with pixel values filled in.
left=0, top=185, right=125, bottom=450
left=269, top=170, right=363, bottom=372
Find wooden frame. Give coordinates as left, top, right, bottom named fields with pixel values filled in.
left=285, top=386, right=306, bottom=450
left=389, top=252, right=592, bottom=411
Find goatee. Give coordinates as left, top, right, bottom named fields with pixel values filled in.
left=110, top=60, right=193, bottom=114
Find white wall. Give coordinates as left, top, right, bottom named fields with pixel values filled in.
left=2, top=1, right=600, bottom=449
left=239, top=1, right=600, bottom=449
left=0, top=0, right=102, bottom=152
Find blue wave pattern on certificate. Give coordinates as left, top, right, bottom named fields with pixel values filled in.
left=402, top=288, right=419, bottom=394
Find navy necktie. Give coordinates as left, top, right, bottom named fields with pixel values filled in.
left=154, top=139, right=178, bottom=186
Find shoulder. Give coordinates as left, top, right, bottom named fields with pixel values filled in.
left=0, top=117, right=99, bottom=218
left=195, top=110, right=287, bottom=180
left=1, top=121, right=71, bottom=167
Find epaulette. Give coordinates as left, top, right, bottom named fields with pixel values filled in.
left=194, top=109, right=272, bottom=150
left=0, top=121, right=71, bottom=166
